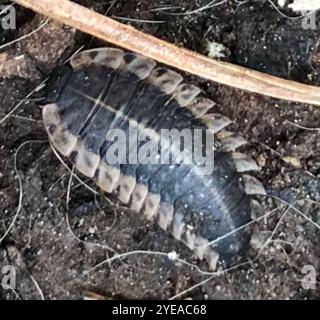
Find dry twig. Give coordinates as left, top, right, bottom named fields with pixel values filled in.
left=15, top=0, right=320, bottom=106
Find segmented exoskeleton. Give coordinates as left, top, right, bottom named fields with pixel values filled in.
left=43, top=48, right=265, bottom=269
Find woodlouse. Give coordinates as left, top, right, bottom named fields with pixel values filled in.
left=42, top=47, right=266, bottom=270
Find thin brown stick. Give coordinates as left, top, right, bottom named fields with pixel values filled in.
left=15, top=0, right=320, bottom=106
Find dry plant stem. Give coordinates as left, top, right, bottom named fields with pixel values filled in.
left=15, top=0, right=320, bottom=106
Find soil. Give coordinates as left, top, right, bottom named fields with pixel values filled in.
left=0, top=0, right=320, bottom=300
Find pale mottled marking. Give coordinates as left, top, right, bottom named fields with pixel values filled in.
left=158, top=203, right=174, bottom=231
left=70, top=48, right=124, bottom=70
left=194, top=236, right=210, bottom=260
left=130, top=184, right=149, bottom=212
left=206, top=249, right=220, bottom=270
left=174, top=83, right=202, bottom=107
left=218, top=130, right=247, bottom=151
left=172, top=213, right=186, bottom=241
left=200, top=113, right=232, bottom=133
left=231, top=152, right=259, bottom=172
left=184, top=230, right=197, bottom=250
left=147, top=67, right=183, bottom=94
left=43, top=103, right=77, bottom=156
left=187, top=97, right=215, bottom=117
left=121, top=53, right=156, bottom=79
left=71, top=139, right=100, bottom=178
left=241, top=174, right=266, bottom=195
left=115, top=174, right=137, bottom=204
left=143, top=193, right=161, bottom=220
left=95, top=162, right=120, bottom=193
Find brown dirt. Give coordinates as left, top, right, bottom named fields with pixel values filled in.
left=0, top=0, right=320, bottom=300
